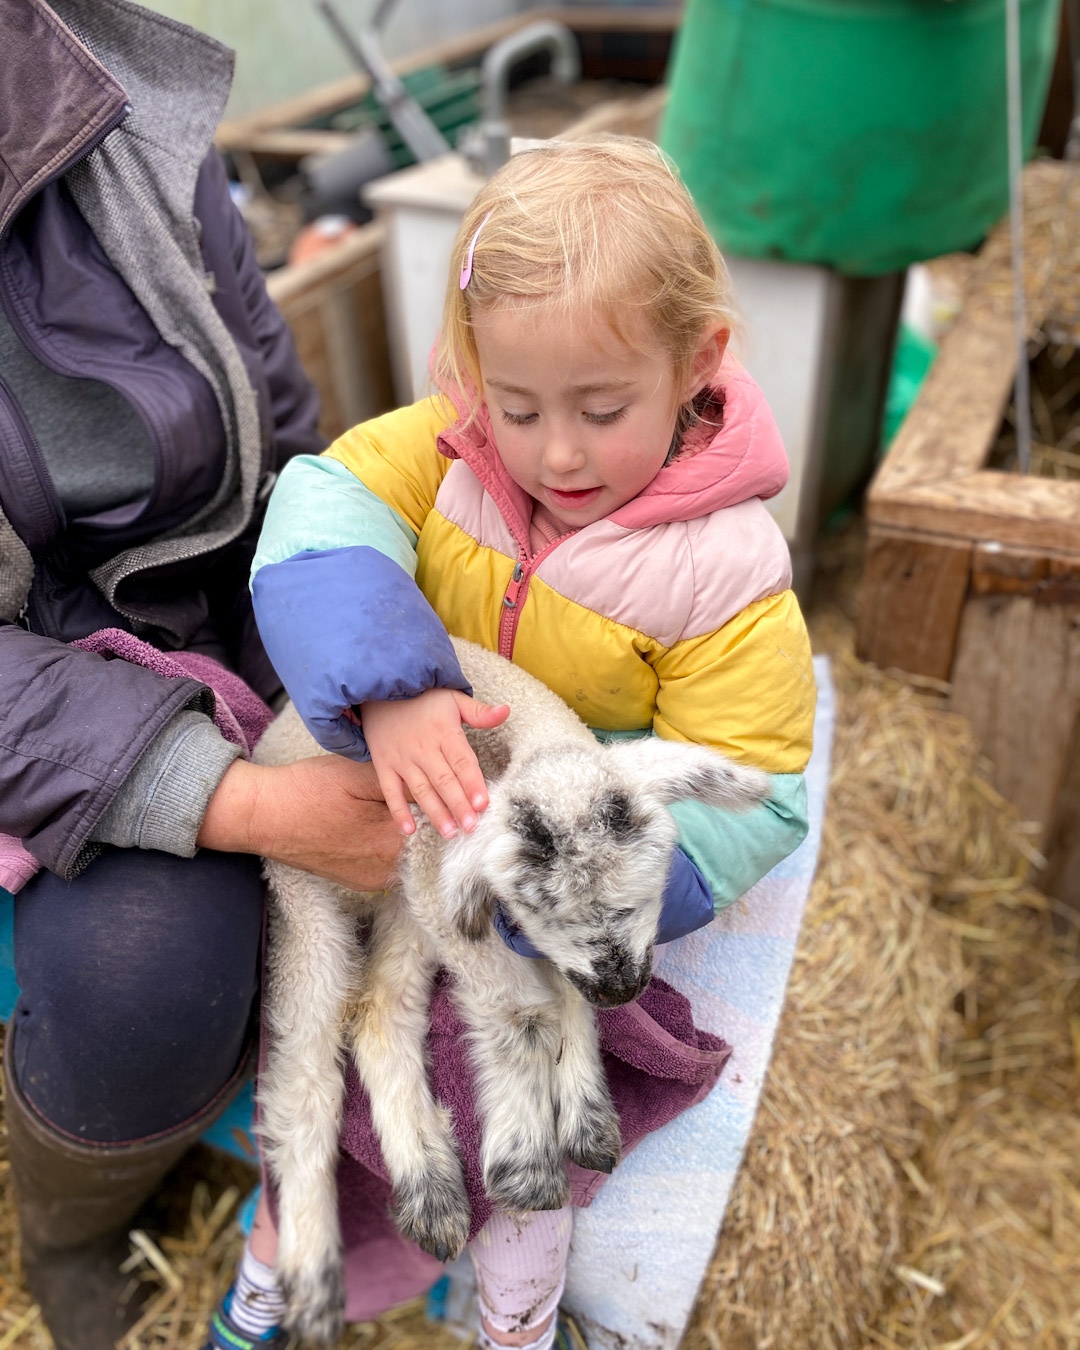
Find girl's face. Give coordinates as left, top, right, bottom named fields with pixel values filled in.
left=473, top=305, right=722, bottom=532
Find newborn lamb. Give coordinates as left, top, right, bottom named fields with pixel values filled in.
left=255, top=636, right=768, bottom=1342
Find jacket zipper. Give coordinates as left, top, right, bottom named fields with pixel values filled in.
left=497, top=535, right=569, bottom=660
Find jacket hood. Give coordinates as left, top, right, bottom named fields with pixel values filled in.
left=0, top=0, right=129, bottom=237
left=1, top=0, right=236, bottom=239
left=435, top=354, right=789, bottom=545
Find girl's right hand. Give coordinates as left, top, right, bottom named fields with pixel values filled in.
left=361, top=689, right=510, bottom=838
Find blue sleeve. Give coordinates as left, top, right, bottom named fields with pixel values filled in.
left=252, top=546, right=470, bottom=759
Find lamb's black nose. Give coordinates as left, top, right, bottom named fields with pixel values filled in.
left=569, top=953, right=652, bottom=1007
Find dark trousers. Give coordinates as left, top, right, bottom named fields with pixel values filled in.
left=11, top=846, right=264, bottom=1143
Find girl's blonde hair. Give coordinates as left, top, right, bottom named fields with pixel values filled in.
left=434, top=137, right=735, bottom=414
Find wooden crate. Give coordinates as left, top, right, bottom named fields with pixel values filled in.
left=857, top=161, right=1080, bottom=903
left=265, top=223, right=394, bottom=441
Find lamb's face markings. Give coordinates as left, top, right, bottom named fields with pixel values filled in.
left=490, top=783, right=664, bottom=1003
left=511, top=799, right=560, bottom=866
left=594, top=789, right=641, bottom=840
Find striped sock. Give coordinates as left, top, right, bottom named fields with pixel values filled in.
left=224, top=1243, right=288, bottom=1340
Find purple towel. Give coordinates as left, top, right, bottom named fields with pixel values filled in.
left=0, top=628, right=274, bottom=894
left=265, top=971, right=732, bottom=1323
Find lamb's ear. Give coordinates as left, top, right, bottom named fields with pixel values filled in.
left=607, top=738, right=771, bottom=811
left=440, top=850, right=500, bottom=942
left=455, top=873, right=499, bottom=942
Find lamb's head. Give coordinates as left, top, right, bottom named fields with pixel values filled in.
left=440, top=736, right=770, bottom=1007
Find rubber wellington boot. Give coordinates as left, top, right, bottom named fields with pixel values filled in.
left=3, top=1027, right=252, bottom=1350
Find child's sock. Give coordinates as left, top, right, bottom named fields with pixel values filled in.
left=477, top=1318, right=558, bottom=1350
left=219, top=1242, right=288, bottom=1340
left=469, top=1206, right=573, bottom=1350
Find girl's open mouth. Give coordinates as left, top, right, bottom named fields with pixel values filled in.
left=547, top=486, right=602, bottom=508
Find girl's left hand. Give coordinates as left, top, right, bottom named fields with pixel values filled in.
left=361, top=688, right=510, bottom=838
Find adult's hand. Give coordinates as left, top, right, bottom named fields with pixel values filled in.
left=197, top=755, right=401, bottom=893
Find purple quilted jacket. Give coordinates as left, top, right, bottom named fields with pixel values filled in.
left=0, top=0, right=324, bottom=877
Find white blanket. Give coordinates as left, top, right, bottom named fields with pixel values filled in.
left=440, top=655, right=835, bottom=1348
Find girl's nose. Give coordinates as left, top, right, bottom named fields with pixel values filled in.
left=542, top=431, right=586, bottom=475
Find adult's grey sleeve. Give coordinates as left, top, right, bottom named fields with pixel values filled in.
left=89, top=710, right=242, bottom=857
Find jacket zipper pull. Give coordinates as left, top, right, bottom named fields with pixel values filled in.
left=502, top=560, right=525, bottom=609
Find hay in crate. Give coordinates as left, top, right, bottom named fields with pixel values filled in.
left=0, top=539, right=1077, bottom=1348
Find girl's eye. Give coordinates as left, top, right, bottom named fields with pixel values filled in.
left=501, top=410, right=537, bottom=426
left=585, top=407, right=628, bottom=426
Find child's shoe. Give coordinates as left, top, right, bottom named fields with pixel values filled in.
left=203, top=1289, right=292, bottom=1350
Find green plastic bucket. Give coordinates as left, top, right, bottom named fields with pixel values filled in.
left=659, top=0, right=1061, bottom=274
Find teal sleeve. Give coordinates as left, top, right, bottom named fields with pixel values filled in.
left=251, top=454, right=419, bottom=586
left=669, top=772, right=809, bottom=914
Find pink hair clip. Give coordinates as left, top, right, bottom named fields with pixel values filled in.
left=459, top=209, right=493, bottom=290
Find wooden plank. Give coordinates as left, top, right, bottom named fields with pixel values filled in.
left=869, top=314, right=1017, bottom=498
left=868, top=161, right=1080, bottom=505
left=868, top=470, right=1080, bottom=557
left=551, top=7, right=680, bottom=32
left=1042, top=713, right=1080, bottom=912
left=855, top=527, right=972, bottom=681
left=971, top=541, right=1080, bottom=599
left=949, top=592, right=1080, bottom=839
left=217, top=12, right=532, bottom=148
left=265, top=223, right=383, bottom=307
left=229, top=129, right=356, bottom=161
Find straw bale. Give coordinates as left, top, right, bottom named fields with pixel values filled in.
left=0, top=521, right=1076, bottom=1349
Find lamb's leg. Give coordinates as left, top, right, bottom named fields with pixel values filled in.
left=259, top=874, right=358, bottom=1345
left=347, top=904, right=471, bottom=1261
left=452, top=955, right=570, bottom=1214
left=551, top=985, right=622, bottom=1174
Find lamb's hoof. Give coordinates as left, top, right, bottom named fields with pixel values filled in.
left=485, top=1155, right=570, bottom=1214
left=392, top=1174, right=472, bottom=1262
left=280, top=1258, right=346, bottom=1345
left=563, top=1111, right=622, bottom=1174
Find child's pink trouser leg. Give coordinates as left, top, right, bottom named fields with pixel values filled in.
left=468, top=1206, right=574, bottom=1348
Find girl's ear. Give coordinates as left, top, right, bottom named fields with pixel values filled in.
left=683, top=325, right=729, bottom=400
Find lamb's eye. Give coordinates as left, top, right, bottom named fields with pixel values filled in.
left=596, top=790, right=637, bottom=839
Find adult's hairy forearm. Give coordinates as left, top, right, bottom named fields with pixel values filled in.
left=198, top=755, right=402, bottom=894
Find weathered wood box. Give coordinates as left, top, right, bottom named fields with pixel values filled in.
left=857, top=162, right=1080, bottom=904
left=225, top=7, right=675, bottom=441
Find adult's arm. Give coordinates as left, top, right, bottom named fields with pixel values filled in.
left=0, top=624, right=218, bottom=878
left=197, top=149, right=323, bottom=470
left=197, top=753, right=400, bottom=893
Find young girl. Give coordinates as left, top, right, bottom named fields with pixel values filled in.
left=206, top=137, right=815, bottom=1350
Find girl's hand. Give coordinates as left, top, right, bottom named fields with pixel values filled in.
left=361, top=689, right=510, bottom=838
